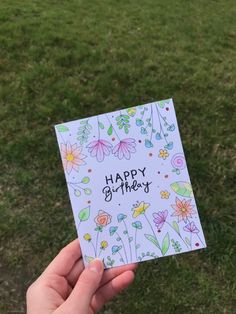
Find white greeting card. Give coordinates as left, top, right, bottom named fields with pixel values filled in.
left=55, top=99, right=206, bottom=268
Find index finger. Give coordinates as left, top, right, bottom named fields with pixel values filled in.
left=43, top=239, right=82, bottom=277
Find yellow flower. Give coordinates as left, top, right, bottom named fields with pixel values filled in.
left=100, top=240, right=108, bottom=250
left=160, top=190, right=170, bottom=199
left=132, top=201, right=150, bottom=218
left=158, top=149, right=169, bottom=160
left=83, top=233, right=91, bottom=242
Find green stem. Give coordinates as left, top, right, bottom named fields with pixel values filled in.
left=134, top=228, right=138, bottom=261
left=116, top=232, right=128, bottom=263
left=144, top=213, right=162, bottom=255
left=166, top=221, right=189, bottom=249
left=95, top=231, right=99, bottom=257
left=123, top=220, right=132, bottom=262
left=90, top=240, right=96, bottom=257
left=118, top=251, right=125, bottom=264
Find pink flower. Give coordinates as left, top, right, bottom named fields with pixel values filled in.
left=61, top=142, right=86, bottom=174
left=112, top=138, right=136, bottom=160
left=171, top=197, right=196, bottom=223
left=86, top=139, right=113, bottom=162
left=153, top=210, right=168, bottom=229
left=184, top=222, right=199, bottom=233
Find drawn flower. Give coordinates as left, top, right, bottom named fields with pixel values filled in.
left=171, top=197, right=196, bottom=223
left=132, top=201, right=150, bottom=218
left=112, top=138, right=136, bottom=160
left=112, top=245, right=122, bottom=255
left=61, top=142, right=86, bottom=174
left=158, top=149, right=169, bottom=160
left=184, top=222, right=199, bottom=233
left=153, top=210, right=168, bottom=229
left=100, top=240, right=108, bottom=250
left=160, top=190, right=170, bottom=199
left=83, top=233, right=91, bottom=242
left=132, top=221, right=143, bottom=229
left=117, top=213, right=127, bottom=223
left=86, top=139, right=113, bottom=162
left=109, top=226, right=118, bottom=236
left=94, top=210, right=112, bottom=227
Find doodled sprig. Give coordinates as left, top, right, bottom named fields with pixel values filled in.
left=77, top=119, right=92, bottom=145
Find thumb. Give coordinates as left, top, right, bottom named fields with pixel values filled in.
left=57, top=259, right=104, bottom=314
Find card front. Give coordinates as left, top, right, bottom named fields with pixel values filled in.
left=55, top=99, right=206, bottom=268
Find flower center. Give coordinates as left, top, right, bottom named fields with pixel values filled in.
left=180, top=207, right=186, bottom=212
left=66, top=153, right=74, bottom=161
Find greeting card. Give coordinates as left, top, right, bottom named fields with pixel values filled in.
left=54, top=99, right=206, bottom=268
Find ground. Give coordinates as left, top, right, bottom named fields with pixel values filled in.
left=0, top=0, right=236, bottom=313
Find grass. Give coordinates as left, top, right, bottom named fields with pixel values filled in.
left=0, top=0, right=236, bottom=313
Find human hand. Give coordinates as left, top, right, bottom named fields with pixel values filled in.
left=26, top=239, right=137, bottom=314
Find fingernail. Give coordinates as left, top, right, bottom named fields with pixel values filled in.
left=88, top=259, right=103, bottom=273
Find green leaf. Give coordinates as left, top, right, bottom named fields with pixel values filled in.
left=185, top=237, right=191, bottom=246
left=78, top=206, right=90, bottom=222
left=98, top=122, right=104, bottom=129
left=81, top=177, right=90, bottom=184
left=170, top=182, right=193, bottom=198
left=74, top=189, right=81, bottom=197
left=126, top=107, right=137, bottom=116
left=122, top=115, right=130, bottom=120
left=107, top=124, right=113, bottom=136
left=172, top=221, right=180, bottom=234
left=84, top=188, right=92, bottom=195
left=85, top=255, right=94, bottom=263
left=161, top=233, right=170, bottom=255
left=56, top=125, right=69, bottom=132
left=144, top=234, right=161, bottom=250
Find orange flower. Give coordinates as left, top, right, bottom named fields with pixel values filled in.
left=94, top=210, right=112, bottom=227
left=171, top=197, right=196, bottom=222
left=61, top=142, right=86, bottom=174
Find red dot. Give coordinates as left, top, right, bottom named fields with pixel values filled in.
left=112, top=137, right=115, bottom=141
left=195, top=243, right=199, bottom=247
left=149, top=153, right=153, bottom=157
left=158, top=171, right=160, bottom=174
left=87, top=200, right=91, bottom=204
left=166, top=107, right=169, bottom=111
left=88, top=169, right=92, bottom=173
left=164, top=175, right=168, bottom=178
left=158, top=229, right=161, bottom=233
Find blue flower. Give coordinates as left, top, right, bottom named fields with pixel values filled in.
left=136, top=118, right=144, bottom=126
left=117, top=213, right=127, bottom=223
left=112, top=245, right=122, bottom=255
left=167, top=124, right=175, bottom=132
left=132, top=221, right=143, bottom=229
left=109, top=226, right=118, bottom=236
left=145, top=139, right=153, bottom=148
left=164, top=141, right=173, bottom=150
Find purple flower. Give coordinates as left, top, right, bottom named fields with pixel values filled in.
left=153, top=210, right=168, bottom=229
left=183, top=222, right=199, bottom=233
left=86, top=139, right=113, bottom=162
left=112, top=138, right=136, bottom=160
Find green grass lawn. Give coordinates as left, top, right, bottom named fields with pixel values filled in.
left=0, top=0, right=236, bottom=313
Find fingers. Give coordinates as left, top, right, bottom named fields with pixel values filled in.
left=66, top=258, right=84, bottom=287
left=67, top=260, right=137, bottom=288
left=100, top=263, right=137, bottom=287
left=91, top=270, right=135, bottom=312
left=44, top=239, right=81, bottom=277
left=57, top=259, right=104, bottom=313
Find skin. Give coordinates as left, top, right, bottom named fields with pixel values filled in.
left=26, top=239, right=137, bottom=314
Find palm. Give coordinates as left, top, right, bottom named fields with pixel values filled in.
left=27, top=240, right=136, bottom=314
